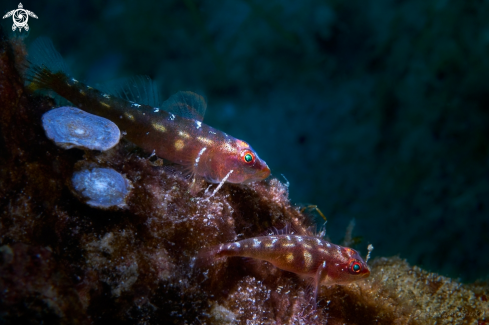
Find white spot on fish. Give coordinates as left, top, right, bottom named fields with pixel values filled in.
left=286, top=235, right=291, bottom=241
left=235, top=242, right=240, bottom=248
left=178, top=131, right=190, bottom=139
left=326, top=243, right=331, bottom=247
left=71, top=78, right=78, bottom=83
left=297, top=237, right=303, bottom=242
left=194, top=147, right=207, bottom=168
left=169, top=113, right=175, bottom=121
left=208, top=130, right=216, bottom=135
left=316, top=239, right=322, bottom=245
left=154, top=107, right=160, bottom=113
left=253, top=239, right=261, bottom=248
left=131, top=103, right=141, bottom=108
left=195, top=121, right=202, bottom=129
left=103, top=94, right=110, bottom=99
left=271, top=239, right=278, bottom=245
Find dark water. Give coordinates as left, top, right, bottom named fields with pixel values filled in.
left=2, top=0, right=488, bottom=282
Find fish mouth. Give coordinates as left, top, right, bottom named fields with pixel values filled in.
left=257, top=164, right=271, bottom=180
left=243, top=165, right=270, bottom=184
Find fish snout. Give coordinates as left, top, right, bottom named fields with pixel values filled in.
left=258, top=164, right=271, bottom=179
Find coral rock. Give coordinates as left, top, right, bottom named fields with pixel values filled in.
left=0, top=243, right=87, bottom=324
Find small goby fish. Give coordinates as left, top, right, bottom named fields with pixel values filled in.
left=26, top=38, right=270, bottom=185
left=197, top=232, right=370, bottom=300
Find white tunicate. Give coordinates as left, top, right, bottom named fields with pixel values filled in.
left=42, top=106, right=120, bottom=151
left=72, top=167, right=131, bottom=209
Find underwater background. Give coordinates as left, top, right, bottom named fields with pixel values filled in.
left=2, top=0, right=489, bottom=284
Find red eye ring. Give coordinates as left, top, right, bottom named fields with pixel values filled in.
left=242, top=151, right=255, bottom=164
left=350, top=261, right=362, bottom=274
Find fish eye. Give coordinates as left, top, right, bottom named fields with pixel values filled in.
left=242, top=151, right=254, bottom=164
left=350, top=261, right=362, bottom=274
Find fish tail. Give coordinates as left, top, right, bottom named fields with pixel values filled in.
left=25, top=65, right=57, bottom=92
left=193, top=244, right=226, bottom=269
left=24, top=37, right=71, bottom=92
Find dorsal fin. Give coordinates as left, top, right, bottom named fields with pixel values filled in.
left=99, top=78, right=207, bottom=121
left=160, top=91, right=207, bottom=122
left=98, top=76, right=160, bottom=108
left=27, top=37, right=70, bottom=75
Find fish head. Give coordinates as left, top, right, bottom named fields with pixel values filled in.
left=221, top=140, right=270, bottom=184
left=321, top=246, right=370, bottom=286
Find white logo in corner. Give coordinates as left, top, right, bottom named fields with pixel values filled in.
left=3, top=3, right=38, bottom=32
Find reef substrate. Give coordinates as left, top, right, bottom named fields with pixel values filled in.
left=0, top=26, right=487, bottom=325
